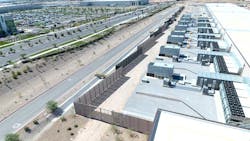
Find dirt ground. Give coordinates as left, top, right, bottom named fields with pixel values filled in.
left=12, top=4, right=187, bottom=141
left=72, top=6, right=183, bottom=141
left=71, top=34, right=163, bottom=141
left=0, top=5, right=180, bottom=141
left=101, top=125, right=148, bottom=141
left=16, top=3, right=250, bottom=141
left=32, top=113, right=147, bottom=141
left=33, top=114, right=88, bottom=141
left=0, top=11, right=155, bottom=121
left=16, top=6, right=181, bottom=141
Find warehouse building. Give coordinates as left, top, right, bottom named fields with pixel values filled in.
left=0, top=15, right=17, bottom=37
left=124, top=75, right=218, bottom=121
left=80, top=0, right=149, bottom=6
left=123, top=3, right=250, bottom=131
left=205, top=3, right=250, bottom=78
left=149, top=110, right=250, bottom=141
left=123, top=4, right=250, bottom=138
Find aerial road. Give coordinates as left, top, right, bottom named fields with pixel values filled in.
left=0, top=6, right=180, bottom=141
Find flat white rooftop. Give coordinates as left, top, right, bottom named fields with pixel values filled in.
left=124, top=76, right=218, bottom=121
left=224, top=55, right=240, bottom=74
left=150, top=110, right=250, bottom=141
left=152, top=61, right=174, bottom=68
left=206, top=3, right=250, bottom=67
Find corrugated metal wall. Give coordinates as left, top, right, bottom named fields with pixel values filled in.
left=74, top=102, right=153, bottom=134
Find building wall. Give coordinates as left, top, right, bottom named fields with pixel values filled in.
left=0, top=16, right=8, bottom=33
left=0, top=26, right=5, bottom=37
left=0, top=15, right=17, bottom=37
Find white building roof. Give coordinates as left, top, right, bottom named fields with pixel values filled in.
left=153, top=62, right=174, bottom=68
left=151, top=110, right=250, bottom=141
left=217, top=40, right=228, bottom=49
left=224, top=55, right=239, bottom=74
left=206, top=3, right=250, bottom=67
left=124, top=76, right=218, bottom=121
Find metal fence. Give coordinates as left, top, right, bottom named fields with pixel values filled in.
left=74, top=103, right=153, bottom=134
left=74, top=66, right=152, bottom=134
left=115, top=21, right=168, bottom=70
left=74, top=6, right=184, bottom=135
left=116, top=47, right=143, bottom=70
left=78, top=68, right=124, bottom=105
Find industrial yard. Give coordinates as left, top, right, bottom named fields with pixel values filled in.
left=73, top=2, right=250, bottom=141
left=0, top=1, right=178, bottom=141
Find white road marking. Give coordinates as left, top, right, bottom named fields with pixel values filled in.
left=12, top=123, right=21, bottom=129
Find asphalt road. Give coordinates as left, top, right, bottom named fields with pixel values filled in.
left=0, top=6, right=179, bottom=141
left=0, top=5, right=159, bottom=67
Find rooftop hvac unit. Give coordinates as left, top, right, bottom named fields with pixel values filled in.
left=222, top=81, right=245, bottom=121
left=202, top=86, right=214, bottom=96
left=163, top=78, right=176, bottom=88
left=201, top=59, right=210, bottom=66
